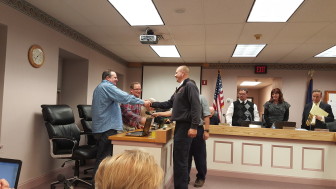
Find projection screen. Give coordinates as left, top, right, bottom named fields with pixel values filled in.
left=142, top=66, right=201, bottom=102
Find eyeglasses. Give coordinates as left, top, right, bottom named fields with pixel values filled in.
left=133, top=89, right=142, bottom=91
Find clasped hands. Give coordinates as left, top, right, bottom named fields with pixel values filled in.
left=143, top=100, right=152, bottom=108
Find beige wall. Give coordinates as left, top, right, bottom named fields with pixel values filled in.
left=59, top=59, right=88, bottom=127
left=203, top=69, right=336, bottom=126
left=0, top=23, right=6, bottom=138
left=126, top=67, right=336, bottom=126
left=126, top=67, right=143, bottom=95
left=0, top=4, right=127, bottom=185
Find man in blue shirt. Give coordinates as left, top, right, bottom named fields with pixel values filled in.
left=92, top=69, right=150, bottom=176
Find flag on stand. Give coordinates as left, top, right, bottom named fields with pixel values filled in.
left=213, top=70, right=225, bottom=123
left=305, top=78, right=313, bottom=104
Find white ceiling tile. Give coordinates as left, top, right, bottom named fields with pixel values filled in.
left=154, top=0, right=204, bottom=25
left=204, top=0, right=254, bottom=24
left=272, top=23, right=329, bottom=44
left=177, top=45, right=205, bottom=58
left=167, top=25, right=205, bottom=45
left=206, top=45, right=234, bottom=59
left=290, top=0, right=336, bottom=23
left=305, top=24, right=336, bottom=44
left=206, top=24, right=244, bottom=44
left=182, top=57, right=206, bottom=63
left=238, top=23, right=286, bottom=43
left=254, top=44, right=300, bottom=63
left=23, top=0, right=336, bottom=64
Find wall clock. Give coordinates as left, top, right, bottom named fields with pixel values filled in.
left=28, top=45, right=45, bottom=68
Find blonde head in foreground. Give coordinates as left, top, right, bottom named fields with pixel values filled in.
left=95, top=150, right=164, bottom=189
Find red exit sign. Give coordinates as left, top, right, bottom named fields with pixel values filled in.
left=255, top=65, right=267, bottom=74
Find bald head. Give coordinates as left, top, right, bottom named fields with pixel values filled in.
left=175, top=65, right=190, bottom=83
left=178, top=66, right=189, bottom=75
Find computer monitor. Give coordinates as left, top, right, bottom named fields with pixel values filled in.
left=0, top=158, right=22, bottom=189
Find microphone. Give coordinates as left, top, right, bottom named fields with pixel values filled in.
left=57, top=174, right=73, bottom=189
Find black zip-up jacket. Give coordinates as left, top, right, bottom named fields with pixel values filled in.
left=151, top=78, right=201, bottom=129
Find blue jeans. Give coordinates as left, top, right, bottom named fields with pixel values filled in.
left=93, top=129, right=118, bottom=177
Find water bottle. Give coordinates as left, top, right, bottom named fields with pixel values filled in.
left=271, top=123, right=276, bottom=129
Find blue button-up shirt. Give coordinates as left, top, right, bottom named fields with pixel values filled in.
left=92, top=80, right=144, bottom=133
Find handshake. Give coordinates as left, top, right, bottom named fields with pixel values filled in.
left=143, top=99, right=154, bottom=108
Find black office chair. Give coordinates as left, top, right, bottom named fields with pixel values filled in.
left=41, top=104, right=97, bottom=189
left=77, top=104, right=97, bottom=174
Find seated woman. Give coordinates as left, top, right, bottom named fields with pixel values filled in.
left=95, top=150, right=164, bottom=189
left=263, top=88, right=291, bottom=128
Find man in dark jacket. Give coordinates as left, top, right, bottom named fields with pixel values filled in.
left=150, top=65, right=201, bottom=189
left=301, top=89, right=334, bottom=130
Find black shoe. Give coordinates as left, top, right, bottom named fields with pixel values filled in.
left=194, top=179, right=205, bottom=187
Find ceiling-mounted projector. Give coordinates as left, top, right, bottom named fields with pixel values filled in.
left=140, top=28, right=158, bottom=44
left=140, top=35, right=158, bottom=44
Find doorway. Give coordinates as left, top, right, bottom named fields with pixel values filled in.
left=58, top=49, right=88, bottom=127
left=236, top=77, right=282, bottom=116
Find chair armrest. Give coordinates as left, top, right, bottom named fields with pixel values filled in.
left=52, top=137, right=77, bottom=143
left=81, top=131, right=94, bottom=136
left=50, top=137, right=79, bottom=155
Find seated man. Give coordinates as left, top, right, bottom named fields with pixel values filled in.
left=226, top=88, right=260, bottom=126
left=120, top=82, right=147, bottom=131
left=301, top=89, right=334, bottom=130
left=209, top=107, right=220, bottom=125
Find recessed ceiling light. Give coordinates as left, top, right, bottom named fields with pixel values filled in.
left=315, top=46, right=336, bottom=57
left=232, top=44, right=266, bottom=57
left=240, top=81, right=261, bottom=86
left=107, top=0, right=164, bottom=26
left=248, top=0, right=304, bottom=22
left=150, top=45, right=181, bottom=58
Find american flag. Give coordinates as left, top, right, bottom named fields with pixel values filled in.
left=213, top=70, right=224, bottom=123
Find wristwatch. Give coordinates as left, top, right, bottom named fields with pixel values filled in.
left=204, top=129, right=209, bottom=132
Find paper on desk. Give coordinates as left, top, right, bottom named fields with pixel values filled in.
left=310, top=106, right=329, bottom=117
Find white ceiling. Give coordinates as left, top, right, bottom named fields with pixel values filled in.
left=25, top=0, right=336, bottom=65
